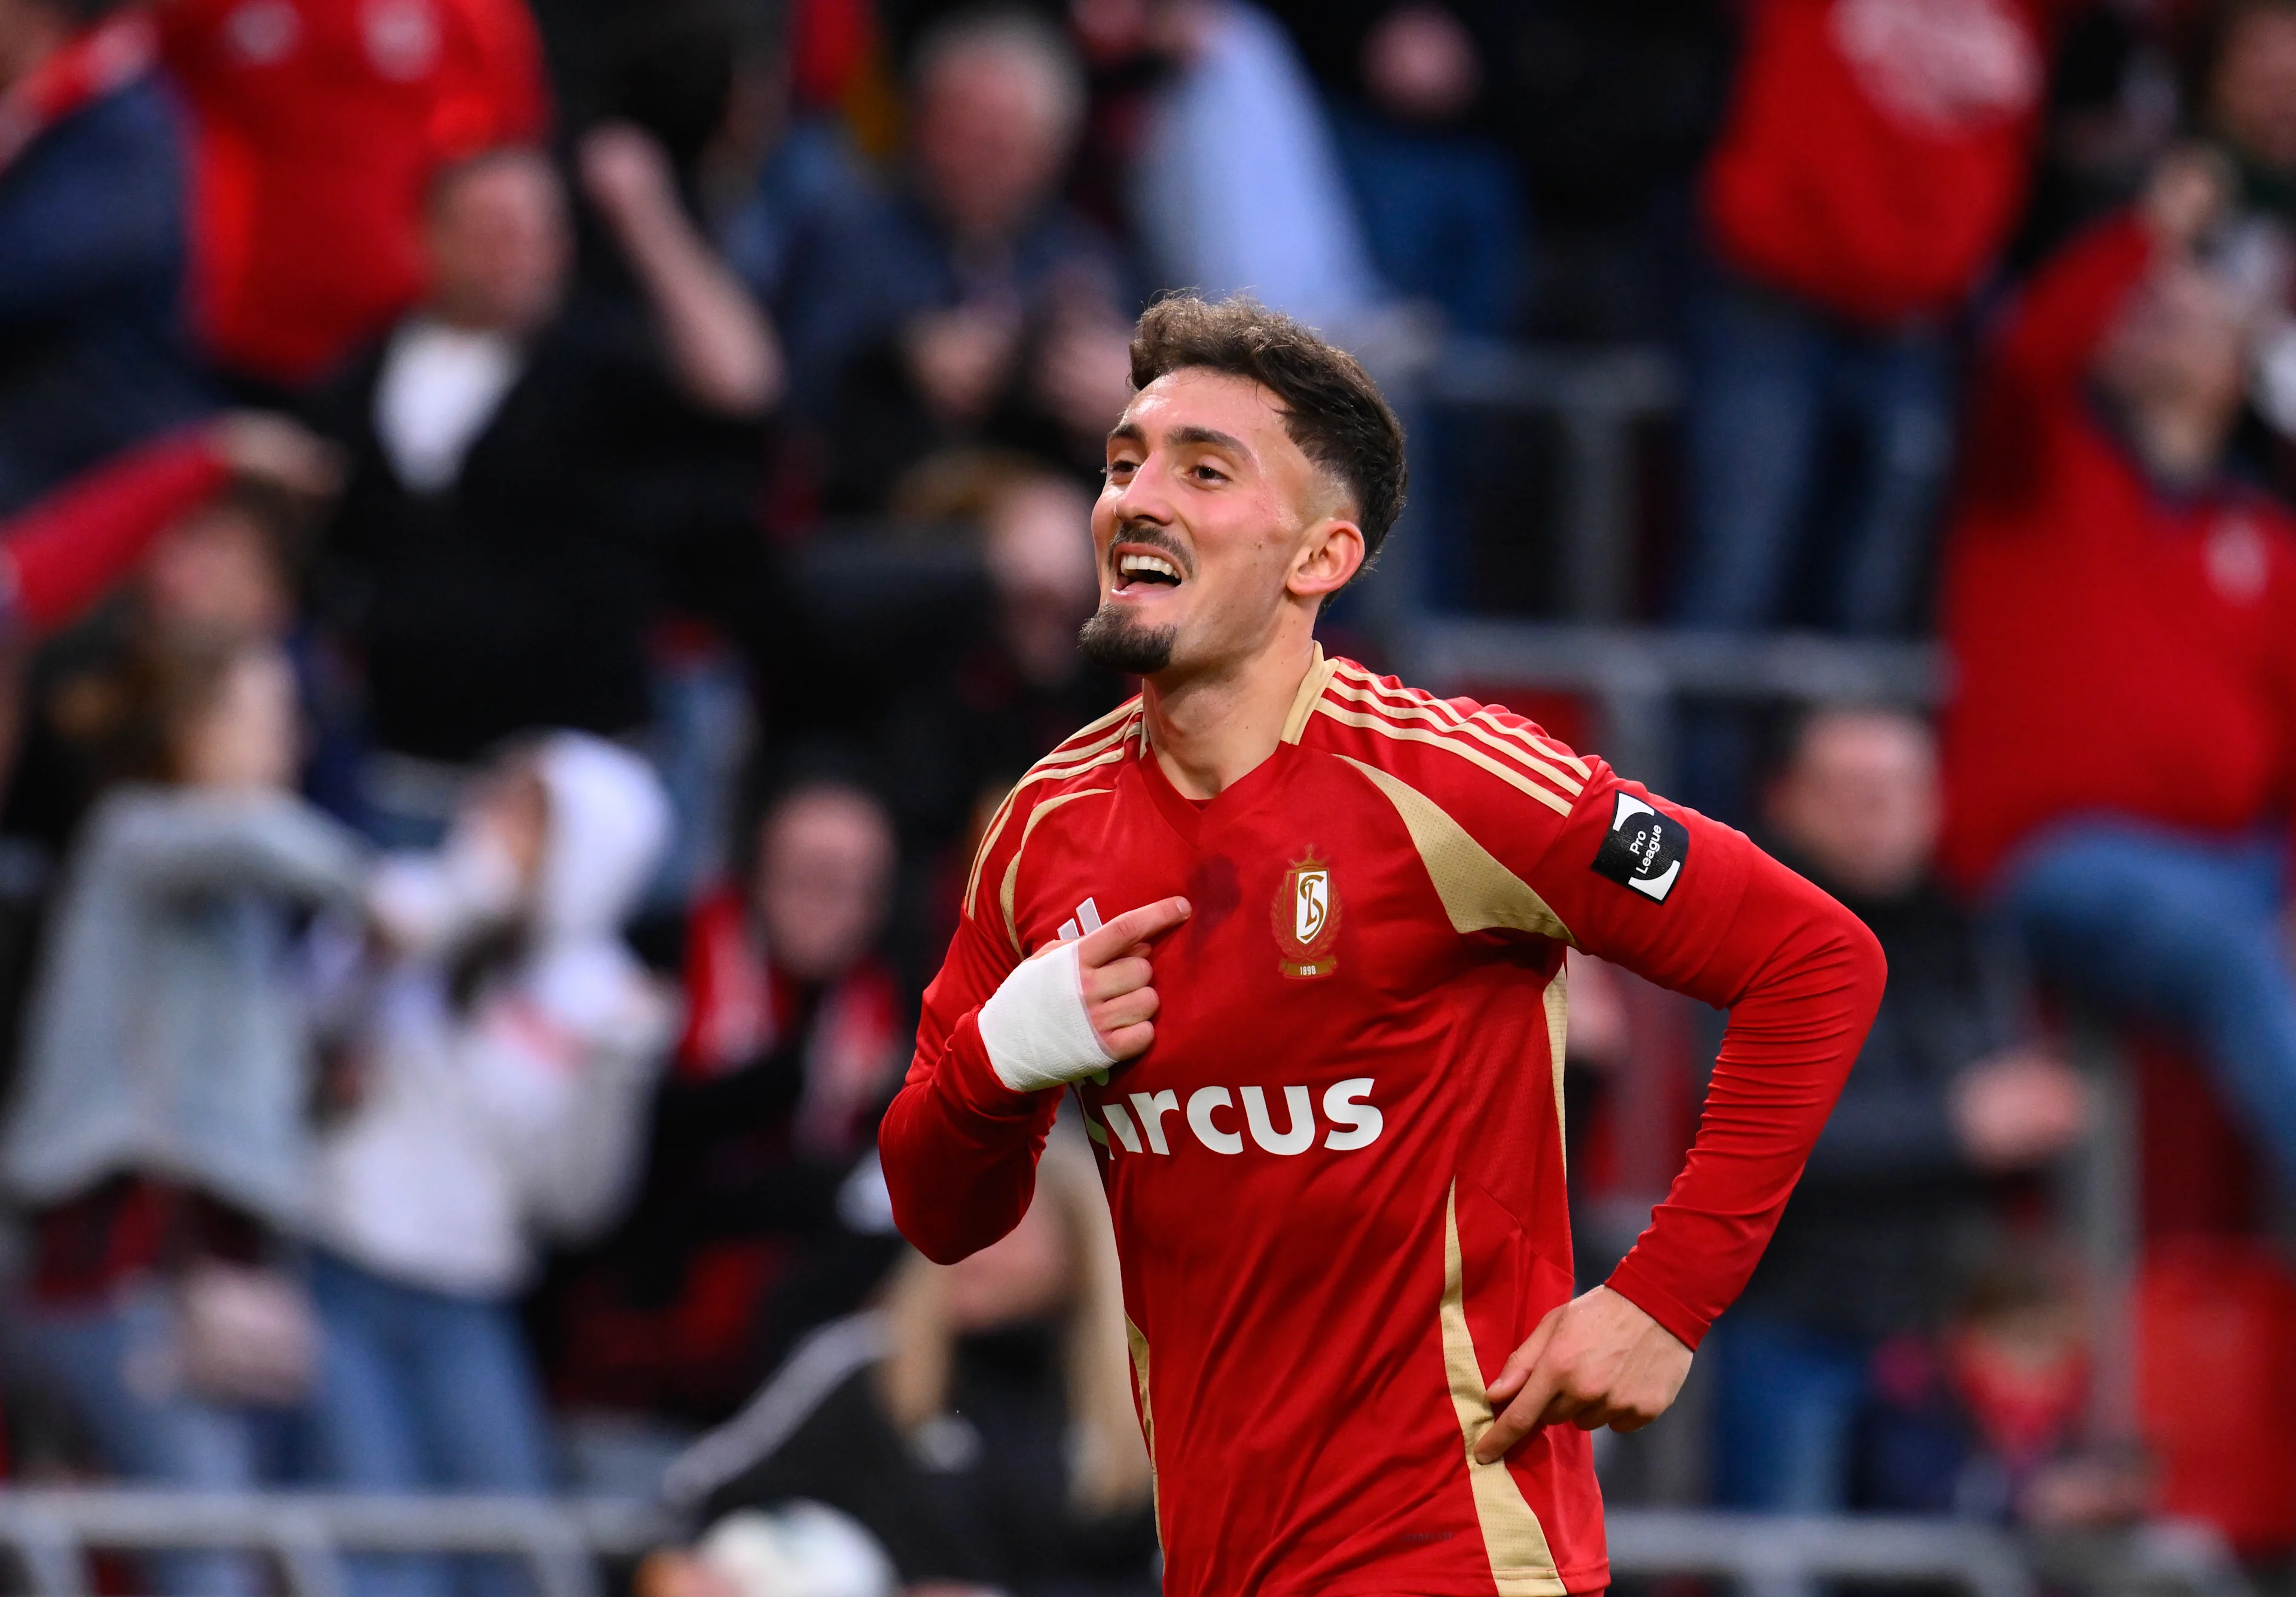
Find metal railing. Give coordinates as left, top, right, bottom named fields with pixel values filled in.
left=1410, top=340, right=1684, bottom=625
left=1607, top=1511, right=2250, bottom=1597
left=1402, top=619, right=1945, bottom=790
left=0, top=1491, right=670, bottom=1597
left=0, top=1492, right=2245, bottom=1597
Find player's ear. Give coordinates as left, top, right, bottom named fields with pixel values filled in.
left=1288, top=517, right=1364, bottom=601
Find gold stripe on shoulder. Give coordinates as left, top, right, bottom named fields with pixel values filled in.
left=1337, top=756, right=1572, bottom=942
left=1032, top=710, right=1142, bottom=778
left=1329, top=665, right=1584, bottom=796
left=1000, top=787, right=1116, bottom=954
left=1280, top=643, right=1335, bottom=745
left=1314, top=701, right=1574, bottom=817
left=1042, top=698, right=1144, bottom=762
left=962, top=711, right=1141, bottom=919
left=1330, top=662, right=1592, bottom=781
left=963, top=788, right=1024, bottom=921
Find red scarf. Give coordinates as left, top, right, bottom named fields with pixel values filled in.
left=0, top=9, right=155, bottom=176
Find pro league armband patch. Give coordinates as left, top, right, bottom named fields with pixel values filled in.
left=1592, top=792, right=1686, bottom=903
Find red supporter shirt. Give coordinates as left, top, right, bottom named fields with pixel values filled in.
left=1940, top=215, right=2296, bottom=891
left=881, top=651, right=1885, bottom=1597
left=160, top=0, right=548, bottom=386
left=1703, top=0, right=2053, bottom=323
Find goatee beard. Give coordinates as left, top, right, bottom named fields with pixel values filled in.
left=1078, top=604, right=1177, bottom=675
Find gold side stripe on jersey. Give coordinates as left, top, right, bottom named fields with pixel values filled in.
left=1330, top=662, right=1593, bottom=783
left=1543, top=967, right=1570, bottom=1177
left=1000, top=786, right=1116, bottom=954
left=1125, top=1317, right=1163, bottom=1547
left=1280, top=642, right=1336, bottom=745
left=1329, top=665, right=1587, bottom=797
left=1336, top=758, right=1574, bottom=943
left=1440, top=1182, right=1568, bottom=1597
left=1314, top=703, right=1575, bottom=817
left=963, top=714, right=1141, bottom=917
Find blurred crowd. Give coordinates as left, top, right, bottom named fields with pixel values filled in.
left=3, top=0, right=2296, bottom=1587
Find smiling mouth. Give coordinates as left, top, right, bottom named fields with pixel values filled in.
left=1112, top=544, right=1186, bottom=593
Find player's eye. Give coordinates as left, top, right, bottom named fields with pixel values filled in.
left=1191, top=462, right=1228, bottom=484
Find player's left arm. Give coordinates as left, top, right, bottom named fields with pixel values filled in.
left=1476, top=766, right=1886, bottom=1459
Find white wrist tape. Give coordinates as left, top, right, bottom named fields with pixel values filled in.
left=977, top=939, right=1117, bottom=1094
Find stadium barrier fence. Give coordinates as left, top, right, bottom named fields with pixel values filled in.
left=0, top=1491, right=2245, bottom=1597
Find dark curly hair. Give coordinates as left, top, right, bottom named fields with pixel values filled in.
left=1128, top=294, right=1408, bottom=564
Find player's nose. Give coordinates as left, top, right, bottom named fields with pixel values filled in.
left=1105, top=458, right=1177, bottom=527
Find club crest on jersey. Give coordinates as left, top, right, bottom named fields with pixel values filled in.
left=1272, top=850, right=1341, bottom=978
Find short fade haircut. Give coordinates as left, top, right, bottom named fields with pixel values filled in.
left=1128, top=294, right=1408, bottom=564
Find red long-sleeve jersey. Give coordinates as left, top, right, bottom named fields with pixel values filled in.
left=881, top=651, right=1885, bottom=1597
left=1938, top=213, right=2296, bottom=891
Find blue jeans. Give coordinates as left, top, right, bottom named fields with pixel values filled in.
left=307, top=1253, right=553, bottom=1597
left=22, top=1284, right=294, bottom=1597
left=1998, top=821, right=2296, bottom=1183
left=1709, top=1314, right=1874, bottom=1511
left=1677, top=270, right=1955, bottom=636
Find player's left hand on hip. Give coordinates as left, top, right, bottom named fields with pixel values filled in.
left=1473, top=1285, right=1692, bottom=1462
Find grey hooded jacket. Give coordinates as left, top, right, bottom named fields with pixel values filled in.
left=0, top=787, right=368, bottom=1226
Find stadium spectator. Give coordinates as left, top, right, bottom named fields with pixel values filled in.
left=1126, top=0, right=1391, bottom=335
left=1678, top=0, right=2057, bottom=637
left=2192, top=0, right=2296, bottom=224
left=308, top=136, right=777, bottom=839
left=0, top=0, right=207, bottom=515
left=1940, top=154, right=2296, bottom=1183
left=778, top=7, right=1134, bottom=509
left=865, top=466, right=1125, bottom=873
left=705, top=17, right=874, bottom=314
left=306, top=735, right=674, bottom=1536
left=1263, top=0, right=1524, bottom=335
left=570, top=0, right=874, bottom=312
left=1, top=637, right=365, bottom=1595
left=156, top=0, right=550, bottom=393
left=2188, top=0, right=2296, bottom=490
left=543, top=778, right=906, bottom=1448
left=0, top=413, right=333, bottom=854
left=1712, top=707, right=2086, bottom=1511
left=647, top=1133, right=1158, bottom=1597
left=0, top=414, right=329, bottom=646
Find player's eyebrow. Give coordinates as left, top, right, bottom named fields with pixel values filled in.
left=1104, top=420, right=1256, bottom=465
left=1168, top=425, right=1251, bottom=459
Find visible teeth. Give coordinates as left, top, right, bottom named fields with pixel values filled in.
left=1119, top=553, right=1180, bottom=582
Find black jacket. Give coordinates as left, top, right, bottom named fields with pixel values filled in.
left=309, top=294, right=766, bottom=764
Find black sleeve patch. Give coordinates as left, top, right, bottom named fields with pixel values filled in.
left=1591, top=790, right=1687, bottom=903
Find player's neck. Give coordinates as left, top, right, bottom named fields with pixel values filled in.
left=1140, top=631, right=1319, bottom=801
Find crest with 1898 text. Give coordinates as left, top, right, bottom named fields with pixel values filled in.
left=1272, top=850, right=1341, bottom=979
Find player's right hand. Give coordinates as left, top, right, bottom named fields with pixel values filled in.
left=1071, top=896, right=1192, bottom=1059
left=978, top=896, right=1191, bottom=1093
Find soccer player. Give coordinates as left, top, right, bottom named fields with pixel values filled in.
left=880, top=296, right=1886, bottom=1596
